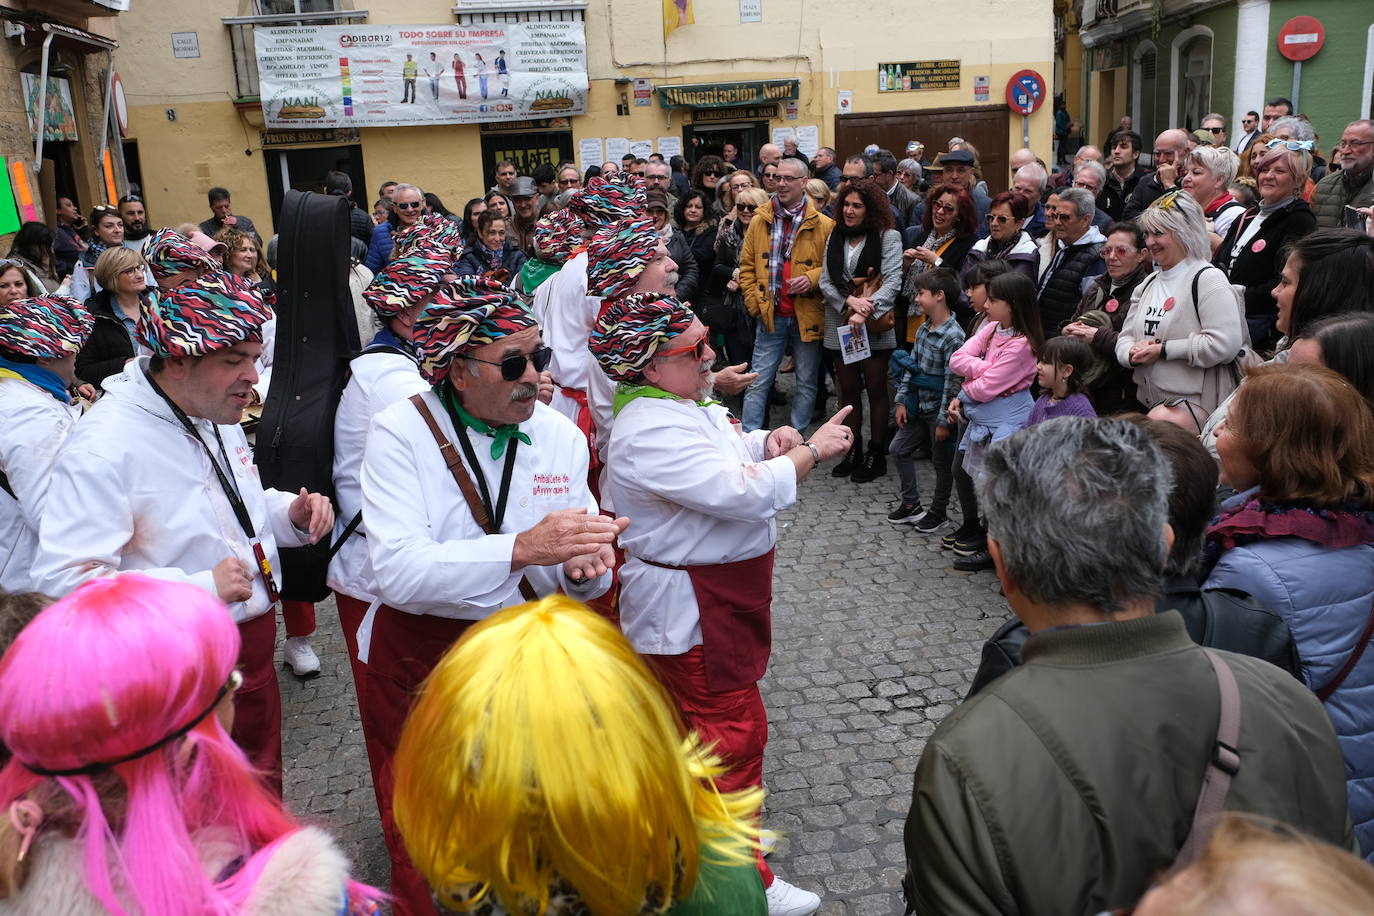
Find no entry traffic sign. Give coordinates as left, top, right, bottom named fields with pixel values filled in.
left=1005, top=70, right=1046, bottom=116
left=1277, top=16, right=1324, bottom=62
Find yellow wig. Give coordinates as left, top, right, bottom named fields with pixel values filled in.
left=393, top=596, right=764, bottom=915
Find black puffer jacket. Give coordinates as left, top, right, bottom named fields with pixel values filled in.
left=1036, top=228, right=1106, bottom=337
left=75, top=289, right=144, bottom=389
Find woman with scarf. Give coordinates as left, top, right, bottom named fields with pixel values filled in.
left=960, top=191, right=1039, bottom=286
left=74, top=246, right=154, bottom=389
left=1214, top=140, right=1318, bottom=352
left=819, top=178, right=903, bottom=482
left=1204, top=363, right=1374, bottom=860
left=0, top=294, right=91, bottom=593
left=454, top=210, right=527, bottom=281
left=902, top=184, right=978, bottom=336
left=1181, top=144, right=1245, bottom=252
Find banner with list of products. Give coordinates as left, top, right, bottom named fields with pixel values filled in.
left=255, top=23, right=588, bottom=128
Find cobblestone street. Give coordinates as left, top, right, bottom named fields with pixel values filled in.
left=280, top=428, right=1007, bottom=915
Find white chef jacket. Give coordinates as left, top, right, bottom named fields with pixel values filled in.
left=360, top=392, right=610, bottom=619
left=33, top=358, right=307, bottom=622
left=537, top=251, right=604, bottom=427
left=326, top=345, right=428, bottom=602
left=0, top=378, right=82, bottom=593
left=605, top=396, right=797, bottom=656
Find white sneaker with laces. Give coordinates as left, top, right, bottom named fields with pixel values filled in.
left=283, top=636, right=321, bottom=677
left=765, top=877, right=821, bottom=916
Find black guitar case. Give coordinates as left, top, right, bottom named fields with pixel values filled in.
left=254, top=189, right=361, bottom=602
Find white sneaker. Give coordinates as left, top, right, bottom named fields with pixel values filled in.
left=765, top=877, right=821, bottom=916
left=759, top=832, right=778, bottom=857
left=283, top=636, right=321, bottom=677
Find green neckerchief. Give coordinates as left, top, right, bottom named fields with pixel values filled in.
left=435, top=384, right=531, bottom=459
left=612, top=383, right=719, bottom=418
left=519, top=256, right=560, bottom=294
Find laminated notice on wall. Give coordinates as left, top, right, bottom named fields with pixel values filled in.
left=578, top=137, right=604, bottom=173
left=604, top=138, right=630, bottom=163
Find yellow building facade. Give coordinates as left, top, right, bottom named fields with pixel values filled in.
left=118, top=0, right=1055, bottom=237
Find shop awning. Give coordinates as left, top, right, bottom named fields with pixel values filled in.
left=657, top=79, right=799, bottom=109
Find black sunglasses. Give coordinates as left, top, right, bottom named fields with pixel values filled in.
left=466, top=345, right=552, bottom=381
left=701, top=169, right=722, bottom=177
left=395, top=200, right=423, bottom=210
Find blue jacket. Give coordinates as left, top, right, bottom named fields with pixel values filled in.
left=365, top=222, right=394, bottom=273
left=1204, top=491, right=1374, bottom=859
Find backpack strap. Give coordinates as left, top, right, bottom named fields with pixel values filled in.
left=1173, top=648, right=1242, bottom=868
left=408, top=393, right=538, bottom=601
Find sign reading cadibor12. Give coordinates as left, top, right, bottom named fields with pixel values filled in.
left=255, top=23, right=589, bottom=128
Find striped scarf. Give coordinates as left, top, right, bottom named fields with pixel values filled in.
left=767, top=194, right=807, bottom=299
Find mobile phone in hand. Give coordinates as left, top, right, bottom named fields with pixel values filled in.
left=1346, top=206, right=1368, bottom=230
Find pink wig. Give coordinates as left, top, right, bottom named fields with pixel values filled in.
left=0, top=576, right=357, bottom=915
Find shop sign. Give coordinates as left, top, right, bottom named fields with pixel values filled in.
left=261, top=128, right=362, bottom=147
left=877, top=60, right=960, bottom=92
left=689, top=104, right=779, bottom=123
left=658, top=80, right=799, bottom=109
left=1090, top=42, right=1125, bottom=71
left=480, top=117, right=572, bottom=132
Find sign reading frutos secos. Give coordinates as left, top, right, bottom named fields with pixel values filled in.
left=254, top=24, right=589, bottom=127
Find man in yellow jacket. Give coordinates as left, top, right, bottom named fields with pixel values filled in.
left=738, top=157, right=834, bottom=432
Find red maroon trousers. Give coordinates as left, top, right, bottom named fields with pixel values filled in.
left=232, top=610, right=283, bottom=797
left=359, top=606, right=475, bottom=916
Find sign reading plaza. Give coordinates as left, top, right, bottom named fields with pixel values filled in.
left=255, top=23, right=588, bottom=128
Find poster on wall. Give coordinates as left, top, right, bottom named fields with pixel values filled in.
left=20, top=74, right=79, bottom=142
left=255, top=23, right=588, bottom=128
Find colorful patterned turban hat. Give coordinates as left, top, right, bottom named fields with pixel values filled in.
left=412, top=277, right=539, bottom=384
left=532, top=208, right=585, bottom=263
left=0, top=295, right=93, bottom=359
left=588, top=292, right=696, bottom=383
left=569, top=175, right=646, bottom=229
left=586, top=217, right=661, bottom=300
left=364, top=253, right=450, bottom=318
left=394, top=212, right=466, bottom=262
left=139, top=271, right=272, bottom=358
left=145, top=227, right=223, bottom=282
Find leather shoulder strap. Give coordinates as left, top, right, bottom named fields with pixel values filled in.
left=1316, top=596, right=1374, bottom=703
left=409, top=393, right=492, bottom=531
left=408, top=393, right=537, bottom=601
left=1174, top=648, right=1242, bottom=868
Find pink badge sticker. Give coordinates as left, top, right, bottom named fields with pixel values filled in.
left=1163, top=297, right=1175, bottom=312
left=1105, top=298, right=1119, bottom=313
left=1251, top=238, right=1267, bottom=253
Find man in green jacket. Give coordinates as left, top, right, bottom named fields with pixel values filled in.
left=1313, top=120, right=1374, bottom=229
left=902, top=417, right=1353, bottom=916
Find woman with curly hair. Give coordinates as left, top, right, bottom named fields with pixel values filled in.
left=819, top=177, right=904, bottom=481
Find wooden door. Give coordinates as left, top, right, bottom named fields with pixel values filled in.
left=834, top=105, right=1012, bottom=193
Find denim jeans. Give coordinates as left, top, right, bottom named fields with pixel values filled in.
left=890, top=409, right=954, bottom=512
left=742, top=315, right=820, bottom=432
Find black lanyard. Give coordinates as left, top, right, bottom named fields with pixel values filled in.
left=146, top=375, right=256, bottom=538
left=438, top=395, right=520, bottom=532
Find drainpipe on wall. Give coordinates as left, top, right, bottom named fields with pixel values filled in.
left=33, top=31, right=55, bottom=172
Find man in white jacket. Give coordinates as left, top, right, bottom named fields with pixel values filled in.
left=357, top=276, right=626, bottom=916
left=34, top=272, right=334, bottom=794
left=0, top=295, right=92, bottom=594
left=590, top=292, right=852, bottom=916
left=327, top=254, right=445, bottom=719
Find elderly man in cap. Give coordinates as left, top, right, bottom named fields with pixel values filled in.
left=0, top=295, right=91, bottom=594
left=358, top=276, right=625, bottom=915
left=592, top=293, right=852, bottom=916
left=934, top=148, right=992, bottom=222
left=508, top=175, right=541, bottom=254
left=35, top=273, right=334, bottom=794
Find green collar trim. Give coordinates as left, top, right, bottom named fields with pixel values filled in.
left=435, top=384, right=531, bottom=459
left=612, top=383, right=719, bottom=417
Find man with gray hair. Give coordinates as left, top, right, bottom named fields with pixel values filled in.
left=812, top=146, right=841, bottom=189
left=1313, top=119, right=1374, bottom=228
left=1070, top=160, right=1113, bottom=230
left=1011, top=162, right=1050, bottom=238
left=1200, top=112, right=1226, bottom=147
left=902, top=417, right=1353, bottom=915
left=1123, top=128, right=1191, bottom=219
left=1036, top=187, right=1105, bottom=336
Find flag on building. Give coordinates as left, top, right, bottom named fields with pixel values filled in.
left=663, top=0, right=694, bottom=39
